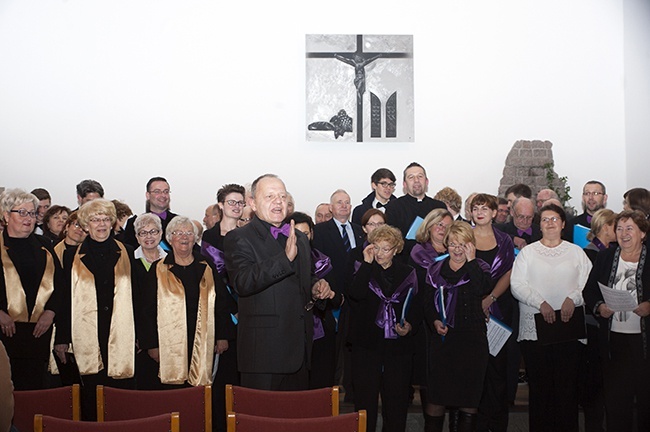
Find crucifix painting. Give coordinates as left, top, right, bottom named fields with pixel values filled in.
left=306, top=34, right=414, bottom=142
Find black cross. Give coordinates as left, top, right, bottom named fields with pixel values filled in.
left=307, top=34, right=411, bottom=142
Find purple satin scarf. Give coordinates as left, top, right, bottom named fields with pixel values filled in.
left=201, top=242, right=226, bottom=276
left=410, top=242, right=444, bottom=269
left=487, top=228, right=515, bottom=319
left=426, top=260, right=469, bottom=328
left=311, top=248, right=332, bottom=341
left=368, top=269, right=417, bottom=339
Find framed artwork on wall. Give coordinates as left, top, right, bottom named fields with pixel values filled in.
left=306, top=34, right=414, bottom=143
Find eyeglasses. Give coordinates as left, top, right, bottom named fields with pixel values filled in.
left=541, top=216, right=560, bottom=223
left=239, top=217, right=252, bottom=223
left=171, top=231, right=194, bottom=237
left=149, top=189, right=171, bottom=195
left=448, top=243, right=465, bottom=250
left=88, top=217, right=111, bottom=224
left=137, top=229, right=160, bottom=237
left=514, top=214, right=533, bottom=222
left=365, top=222, right=385, bottom=228
left=376, top=181, right=396, bottom=188
left=373, top=245, right=396, bottom=254
left=71, top=222, right=82, bottom=229
left=10, top=209, right=37, bottom=218
left=582, top=191, right=604, bottom=197
left=433, top=222, right=450, bottom=230
left=226, top=200, right=246, bottom=207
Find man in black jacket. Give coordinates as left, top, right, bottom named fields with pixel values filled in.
left=351, top=168, right=397, bottom=225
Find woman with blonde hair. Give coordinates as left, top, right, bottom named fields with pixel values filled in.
left=423, top=221, right=492, bottom=432
left=54, top=199, right=137, bottom=420
left=349, top=224, right=420, bottom=432
left=584, top=209, right=617, bottom=263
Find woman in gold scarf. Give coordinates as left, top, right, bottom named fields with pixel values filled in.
left=54, top=199, right=137, bottom=420
left=0, top=189, right=61, bottom=390
left=139, top=216, right=218, bottom=389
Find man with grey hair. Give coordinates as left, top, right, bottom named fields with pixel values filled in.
left=224, top=174, right=332, bottom=391
left=495, top=197, right=541, bottom=250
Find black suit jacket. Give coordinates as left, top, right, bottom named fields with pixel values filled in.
left=312, top=219, right=364, bottom=294
left=494, top=221, right=542, bottom=246
left=351, top=192, right=396, bottom=225
left=224, top=216, right=316, bottom=374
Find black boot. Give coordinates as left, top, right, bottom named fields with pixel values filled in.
left=424, top=414, right=445, bottom=432
left=448, top=409, right=459, bottom=432
left=457, top=411, right=477, bottom=432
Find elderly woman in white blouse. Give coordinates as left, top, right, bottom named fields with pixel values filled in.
left=511, top=203, right=592, bottom=432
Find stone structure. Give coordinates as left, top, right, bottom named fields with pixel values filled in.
left=498, top=140, right=569, bottom=204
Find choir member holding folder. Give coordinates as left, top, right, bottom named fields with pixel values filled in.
left=511, top=203, right=592, bottom=432
left=422, top=221, right=492, bottom=432
left=348, top=225, right=420, bottom=432
left=584, top=210, right=650, bottom=432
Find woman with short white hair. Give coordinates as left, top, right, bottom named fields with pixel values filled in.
left=0, top=189, right=61, bottom=390
left=139, top=216, right=223, bottom=389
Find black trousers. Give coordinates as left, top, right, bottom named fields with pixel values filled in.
left=351, top=345, right=412, bottom=432
left=601, top=332, right=650, bottom=432
left=520, top=340, right=581, bottom=432
left=477, top=344, right=509, bottom=432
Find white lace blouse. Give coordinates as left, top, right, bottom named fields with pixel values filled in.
left=510, top=240, right=593, bottom=341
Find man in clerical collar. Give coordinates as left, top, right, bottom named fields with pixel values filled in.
left=224, top=173, right=332, bottom=391
left=495, top=197, right=541, bottom=250
left=351, top=168, right=397, bottom=225
left=565, top=180, right=608, bottom=243
left=385, top=162, right=446, bottom=257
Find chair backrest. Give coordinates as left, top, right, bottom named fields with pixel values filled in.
left=97, top=385, right=211, bottom=432
left=225, top=385, right=339, bottom=418
left=226, top=410, right=366, bottom=432
left=13, top=384, right=81, bottom=432
left=35, top=412, right=179, bottom=432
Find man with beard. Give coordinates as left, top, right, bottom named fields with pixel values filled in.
left=565, top=180, right=608, bottom=243
left=122, top=177, right=177, bottom=250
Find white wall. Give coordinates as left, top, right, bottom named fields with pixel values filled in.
left=0, top=0, right=643, bottom=221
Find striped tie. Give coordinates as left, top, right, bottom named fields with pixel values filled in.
left=341, top=224, right=351, bottom=253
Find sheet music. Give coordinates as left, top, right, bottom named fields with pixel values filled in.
left=487, top=315, right=512, bottom=356
left=599, top=282, right=638, bottom=312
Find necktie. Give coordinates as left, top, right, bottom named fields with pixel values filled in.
left=376, top=202, right=384, bottom=209
left=341, top=224, right=351, bottom=253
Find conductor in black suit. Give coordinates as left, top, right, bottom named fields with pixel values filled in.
left=224, top=174, right=333, bottom=391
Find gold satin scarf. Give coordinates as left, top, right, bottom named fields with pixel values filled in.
left=0, top=234, right=55, bottom=322
left=156, top=260, right=215, bottom=386
left=71, top=241, right=135, bottom=378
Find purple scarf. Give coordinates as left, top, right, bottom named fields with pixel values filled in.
left=426, top=260, right=469, bottom=328
left=201, top=242, right=226, bottom=276
left=487, top=227, right=515, bottom=319
left=311, top=248, right=332, bottom=340
left=368, top=269, right=418, bottom=339
left=410, top=242, right=445, bottom=269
